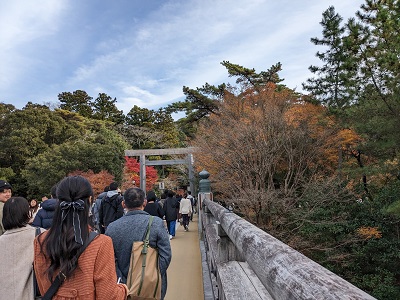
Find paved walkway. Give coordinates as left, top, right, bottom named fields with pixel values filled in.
left=165, top=214, right=204, bottom=300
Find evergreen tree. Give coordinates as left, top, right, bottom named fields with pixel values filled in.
left=92, top=93, right=125, bottom=124
left=58, top=90, right=93, bottom=118
left=303, top=6, right=360, bottom=110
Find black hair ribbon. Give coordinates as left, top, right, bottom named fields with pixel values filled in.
left=60, top=199, right=85, bottom=245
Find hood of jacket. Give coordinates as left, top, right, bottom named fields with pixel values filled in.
left=106, top=190, right=119, bottom=199
left=40, top=198, right=58, bottom=211
left=104, top=192, right=121, bottom=203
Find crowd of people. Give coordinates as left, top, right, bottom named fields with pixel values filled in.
left=0, top=177, right=197, bottom=300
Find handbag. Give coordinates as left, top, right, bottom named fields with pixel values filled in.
left=33, top=230, right=99, bottom=300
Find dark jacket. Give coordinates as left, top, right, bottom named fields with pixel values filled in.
left=99, top=192, right=124, bottom=230
left=92, top=192, right=107, bottom=226
left=163, top=196, right=178, bottom=221
left=32, top=199, right=58, bottom=229
left=144, top=202, right=164, bottom=218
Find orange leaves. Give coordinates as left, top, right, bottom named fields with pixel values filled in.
left=356, top=226, right=382, bottom=239
left=68, top=169, right=114, bottom=198
left=284, top=102, right=329, bottom=129
left=337, top=129, right=363, bottom=149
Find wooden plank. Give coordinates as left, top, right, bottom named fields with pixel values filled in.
left=204, top=224, right=219, bottom=273
left=145, top=159, right=188, bottom=166
left=217, top=261, right=273, bottom=300
left=125, top=147, right=197, bottom=156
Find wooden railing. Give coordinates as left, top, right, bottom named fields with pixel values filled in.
left=199, top=198, right=376, bottom=300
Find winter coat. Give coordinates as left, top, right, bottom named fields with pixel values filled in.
left=0, top=226, right=43, bottom=299
left=106, top=210, right=171, bottom=299
left=163, top=196, right=178, bottom=221
left=32, top=198, right=58, bottom=229
left=99, top=192, right=124, bottom=229
left=34, top=231, right=127, bottom=300
left=91, top=192, right=107, bottom=226
left=144, top=202, right=165, bottom=218
left=0, top=202, right=4, bottom=236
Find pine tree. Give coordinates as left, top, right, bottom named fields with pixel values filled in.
left=303, top=6, right=360, bottom=110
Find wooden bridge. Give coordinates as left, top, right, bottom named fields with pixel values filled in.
left=165, top=199, right=377, bottom=300
left=123, top=150, right=376, bottom=299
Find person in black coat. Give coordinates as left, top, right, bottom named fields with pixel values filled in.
left=32, top=184, right=58, bottom=229
left=99, top=182, right=124, bottom=234
left=163, top=190, right=178, bottom=239
left=144, top=190, right=164, bottom=218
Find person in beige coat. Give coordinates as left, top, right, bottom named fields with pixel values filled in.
left=0, top=196, right=42, bottom=300
left=179, top=193, right=192, bottom=231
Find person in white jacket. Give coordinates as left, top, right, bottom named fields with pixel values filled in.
left=179, top=193, right=192, bottom=231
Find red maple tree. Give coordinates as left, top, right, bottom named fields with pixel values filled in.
left=122, top=156, right=158, bottom=191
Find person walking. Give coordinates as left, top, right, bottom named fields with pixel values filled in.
left=163, top=189, right=179, bottom=239
left=34, top=175, right=127, bottom=299
left=91, top=185, right=109, bottom=232
left=179, top=193, right=192, bottom=231
left=144, top=190, right=164, bottom=219
left=0, top=196, right=44, bottom=299
left=99, top=182, right=124, bottom=233
left=187, top=191, right=196, bottom=221
left=31, top=183, right=58, bottom=229
left=106, top=187, right=171, bottom=300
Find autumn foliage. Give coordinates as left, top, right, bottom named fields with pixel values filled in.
left=68, top=169, right=114, bottom=198
left=122, top=156, right=158, bottom=191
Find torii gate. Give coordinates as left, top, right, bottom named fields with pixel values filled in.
left=124, top=147, right=197, bottom=194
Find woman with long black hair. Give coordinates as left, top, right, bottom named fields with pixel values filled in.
left=0, top=196, right=41, bottom=299
left=34, top=175, right=127, bottom=299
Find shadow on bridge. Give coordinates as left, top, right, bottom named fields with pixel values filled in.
left=165, top=213, right=204, bottom=300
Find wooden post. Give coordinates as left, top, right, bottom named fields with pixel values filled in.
left=216, top=220, right=245, bottom=263
left=140, top=154, right=146, bottom=191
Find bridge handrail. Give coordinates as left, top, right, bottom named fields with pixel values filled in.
left=201, top=198, right=376, bottom=300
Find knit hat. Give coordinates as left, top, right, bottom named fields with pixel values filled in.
left=0, top=180, right=12, bottom=190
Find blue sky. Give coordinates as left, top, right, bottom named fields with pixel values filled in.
left=0, top=0, right=364, bottom=114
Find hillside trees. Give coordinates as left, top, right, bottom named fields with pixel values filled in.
left=0, top=105, right=87, bottom=194
left=302, top=6, right=360, bottom=110
left=92, top=93, right=125, bottom=124
left=58, top=90, right=93, bottom=118
left=58, top=90, right=125, bottom=123
left=122, top=105, right=181, bottom=149
left=191, top=63, right=351, bottom=233
left=21, top=123, right=129, bottom=197
left=189, top=52, right=400, bottom=297
left=0, top=103, right=129, bottom=198
left=305, top=1, right=400, bottom=163
left=0, top=87, right=188, bottom=198
left=300, top=2, right=400, bottom=297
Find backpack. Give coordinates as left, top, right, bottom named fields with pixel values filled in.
left=100, top=194, right=124, bottom=228
left=126, top=216, right=161, bottom=300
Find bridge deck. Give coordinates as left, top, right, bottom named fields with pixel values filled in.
left=165, top=214, right=204, bottom=300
